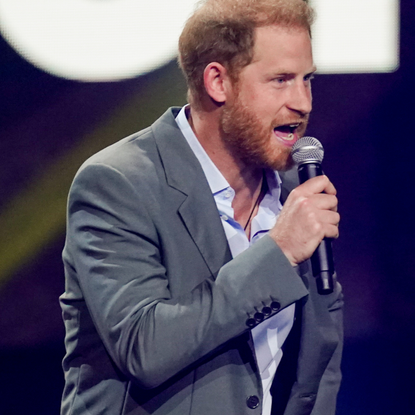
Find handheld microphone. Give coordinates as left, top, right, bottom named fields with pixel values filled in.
left=291, top=136, right=334, bottom=295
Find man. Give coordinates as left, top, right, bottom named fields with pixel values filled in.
left=60, top=0, right=343, bottom=414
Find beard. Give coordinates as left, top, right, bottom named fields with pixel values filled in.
left=219, top=93, right=308, bottom=171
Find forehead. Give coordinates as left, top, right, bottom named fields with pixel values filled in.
left=249, top=25, right=313, bottom=72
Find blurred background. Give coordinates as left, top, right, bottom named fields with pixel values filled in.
left=0, top=0, right=413, bottom=413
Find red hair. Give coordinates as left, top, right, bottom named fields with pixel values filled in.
left=178, top=0, right=315, bottom=107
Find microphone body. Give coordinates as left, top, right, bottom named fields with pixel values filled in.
left=297, top=162, right=334, bottom=294
left=292, top=137, right=335, bottom=295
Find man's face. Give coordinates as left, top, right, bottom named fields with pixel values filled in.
left=220, top=25, right=315, bottom=171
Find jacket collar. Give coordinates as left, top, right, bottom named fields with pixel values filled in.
left=152, top=108, right=233, bottom=277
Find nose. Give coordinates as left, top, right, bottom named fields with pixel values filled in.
left=286, top=80, right=312, bottom=116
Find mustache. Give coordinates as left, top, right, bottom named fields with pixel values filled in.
left=272, top=114, right=310, bottom=129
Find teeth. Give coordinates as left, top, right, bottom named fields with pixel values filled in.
left=287, top=133, right=294, bottom=140
left=289, top=124, right=299, bottom=128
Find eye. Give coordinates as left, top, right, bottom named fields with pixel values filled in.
left=274, top=77, right=286, bottom=84
left=272, top=76, right=291, bottom=89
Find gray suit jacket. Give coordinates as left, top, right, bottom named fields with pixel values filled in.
left=60, top=108, right=343, bottom=415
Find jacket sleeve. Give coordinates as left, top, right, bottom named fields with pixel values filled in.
left=65, top=161, right=309, bottom=389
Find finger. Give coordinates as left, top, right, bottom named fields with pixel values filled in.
left=318, top=210, right=340, bottom=226
left=315, top=217, right=340, bottom=239
left=295, top=175, right=337, bottom=196
left=324, top=223, right=340, bottom=239
left=309, top=193, right=338, bottom=211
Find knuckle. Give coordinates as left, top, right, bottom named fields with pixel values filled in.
left=307, top=210, right=316, bottom=223
left=290, top=187, right=301, bottom=199
left=299, top=197, right=311, bottom=210
left=313, top=221, right=322, bottom=234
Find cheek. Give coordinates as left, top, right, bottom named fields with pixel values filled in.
left=243, top=88, right=284, bottom=117
left=256, top=103, right=283, bottom=128
left=266, top=97, right=287, bottom=120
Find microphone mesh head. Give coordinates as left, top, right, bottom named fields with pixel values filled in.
left=291, top=136, right=324, bottom=165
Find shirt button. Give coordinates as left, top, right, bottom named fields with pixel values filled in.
left=221, top=215, right=228, bottom=221
left=246, top=395, right=260, bottom=409
left=225, top=190, right=232, bottom=198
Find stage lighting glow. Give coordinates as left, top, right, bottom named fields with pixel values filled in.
left=310, top=0, right=400, bottom=73
left=0, top=0, right=400, bottom=81
left=0, top=0, right=197, bottom=81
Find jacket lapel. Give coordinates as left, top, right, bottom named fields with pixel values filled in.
left=278, top=168, right=300, bottom=205
left=152, top=108, right=232, bottom=277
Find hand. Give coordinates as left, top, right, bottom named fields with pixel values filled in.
left=269, top=175, right=340, bottom=266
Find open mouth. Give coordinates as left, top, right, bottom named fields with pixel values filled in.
left=274, top=123, right=301, bottom=145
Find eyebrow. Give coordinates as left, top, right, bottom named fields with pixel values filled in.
left=309, top=65, right=317, bottom=74
left=267, top=66, right=317, bottom=78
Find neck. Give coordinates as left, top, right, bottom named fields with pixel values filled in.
left=188, top=105, right=261, bottom=190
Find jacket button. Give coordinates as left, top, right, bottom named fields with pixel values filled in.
left=254, top=312, right=264, bottom=323
left=246, top=395, right=260, bottom=409
left=246, top=318, right=256, bottom=328
left=271, top=301, right=281, bottom=311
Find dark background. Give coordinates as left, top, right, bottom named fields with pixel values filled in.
left=0, top=1, right=414, bottom=413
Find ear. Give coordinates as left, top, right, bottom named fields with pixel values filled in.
left=203, top=62, right=232, bottom=104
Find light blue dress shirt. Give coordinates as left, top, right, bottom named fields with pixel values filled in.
left=176, top=106, right=295, bottom=415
